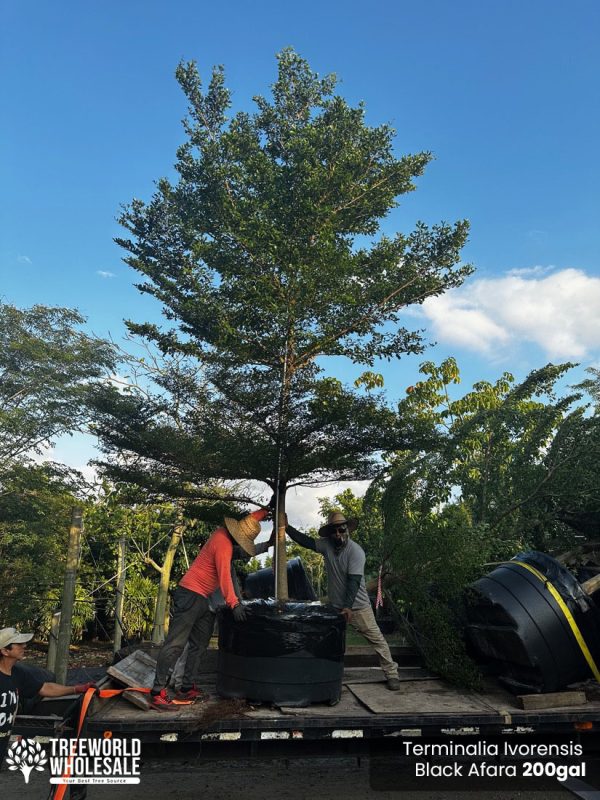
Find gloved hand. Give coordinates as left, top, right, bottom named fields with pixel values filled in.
left=74, top=682, right=96, bottom=694
left=232, top=603, right=247, bottom=622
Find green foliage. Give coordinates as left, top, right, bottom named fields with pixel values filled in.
left=0, top=303, right=115, bottom=473
left=0, top=463, right=88, bottom=633
left=120, top=572, right=157, bottom=640
left=386, top=501, right=494, bottom=688
left=382, top=358, right=600, bottom=686
left=576, top=367, right=600, bottom=409
left=91, top=48, right=471, bottom=517
left=40, top=584, right=95, bottom=642
left=396, top=358, right=590, bottom=549
left=83, top=487, right=214, bottom=642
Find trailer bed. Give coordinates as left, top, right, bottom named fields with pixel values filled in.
left=14, top=646, right=600, bottom=744
left=82, top=667, right=600, bottom=742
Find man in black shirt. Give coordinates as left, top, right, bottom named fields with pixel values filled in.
left=0, top=627, right=93, bottom=766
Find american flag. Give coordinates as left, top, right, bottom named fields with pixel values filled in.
left=375, top=565, right=384, bottom=609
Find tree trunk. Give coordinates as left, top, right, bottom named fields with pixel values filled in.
left=151, top=521, right=184, bottom=644
left=274, top=484, right=288, bottom=600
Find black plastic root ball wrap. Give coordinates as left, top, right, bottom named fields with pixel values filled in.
left=465, top=550, right=600, bottom=693
left=217, top=600, right=346, bottom=707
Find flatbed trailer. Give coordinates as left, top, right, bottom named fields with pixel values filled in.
left=14, top=646, right=600, bottom=746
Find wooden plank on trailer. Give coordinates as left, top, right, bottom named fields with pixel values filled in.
left=516, top=691, right=587, bottom=710
left=347, top=680, right=500, bottom=715
left=106, top=649, right=158, bottom=710
left=107, top=649, right=157, bottom=689
left=277, top=686, right=370, bottom=717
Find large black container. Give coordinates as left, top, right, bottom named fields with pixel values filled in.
left=465, top=551, right=600, bottom=693
left=244, top=556, right=317, bottom=601
left=217, top=600, right=345, bottom=706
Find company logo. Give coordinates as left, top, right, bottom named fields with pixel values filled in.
left=5, top=739, right=48, bottom=783
left=5, top=737, right=141, bottom=786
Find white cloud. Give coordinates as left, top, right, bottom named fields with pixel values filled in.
left=506, top=265, right=554, bottom=277
left=422, top=267, right=600, bottom=360
left=18, top=254, right=32, bottom=264
left=97, top=270, right=115, bottom=279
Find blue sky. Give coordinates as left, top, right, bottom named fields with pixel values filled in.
left=2, top=1, right=599, bottom=524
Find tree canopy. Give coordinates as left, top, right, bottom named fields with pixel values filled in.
left=93, top=49, right=471, bottom=506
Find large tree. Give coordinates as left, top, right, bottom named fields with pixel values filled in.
left=93, top=49, right=472, bottom=597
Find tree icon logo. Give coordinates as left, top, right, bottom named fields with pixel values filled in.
left=5, top=738, right=48, bottom=783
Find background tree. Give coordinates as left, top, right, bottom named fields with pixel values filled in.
left=0, top=463, right=91, bottom=631
left=92, top=48, right=472, bottom=598
left=83, top=486, right=215, bottom=644
left=0, top=301, right=114, bottom=636
left=0, top=303, right=115, bottom=480
left=380, top=358, right=600, bottom=685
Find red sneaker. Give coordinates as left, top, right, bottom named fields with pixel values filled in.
left=150, top=689, right=174, bottom=711
left=174, top=684, right=208, bottom=702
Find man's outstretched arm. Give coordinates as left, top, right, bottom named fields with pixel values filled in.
left=285, top=522, right=317, bottom=552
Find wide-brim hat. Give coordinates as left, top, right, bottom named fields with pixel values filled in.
left=0, top=627, right=34, bottom=649
left=224, top=514, right=262, bottom=556
left=318, top=511, right=358, bottom=538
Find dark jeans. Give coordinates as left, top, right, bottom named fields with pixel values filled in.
left=153, top=586, right=215, bottom=692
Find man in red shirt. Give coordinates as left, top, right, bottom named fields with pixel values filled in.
left=150, top=508, right=268, bottom=709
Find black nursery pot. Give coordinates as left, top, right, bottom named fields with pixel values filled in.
left=217, top=600, right=346, bottom=707
left=244, top=557, right=317, bottom=602
left=465, top=551, right=600, bottom=693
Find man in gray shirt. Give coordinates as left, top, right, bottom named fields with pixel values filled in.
left=286, top=511, right=400, bottom=691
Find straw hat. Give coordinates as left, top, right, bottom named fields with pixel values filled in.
left=0, top=627, right=33, bottom=649
left=318, top=511, right=358, bottom=538
left=224, top=514, right=262, bottom=556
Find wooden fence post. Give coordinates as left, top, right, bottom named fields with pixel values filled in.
left=113, top=534, right=127, bottom=655
left=54, top=507, right=83, bottom=684
left=46, top=611, right=61, bottom=673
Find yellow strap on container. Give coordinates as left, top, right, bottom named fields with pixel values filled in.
left=511, top=560, right=600, bottom=682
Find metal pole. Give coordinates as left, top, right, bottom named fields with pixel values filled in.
left=54, top=507, right=84, bottom=684
left=113, top=533, right=127, bottom=655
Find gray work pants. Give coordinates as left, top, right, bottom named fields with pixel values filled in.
left=153, top=586, right=215, bottom=692
left=350, top=605, right=399, bottom=680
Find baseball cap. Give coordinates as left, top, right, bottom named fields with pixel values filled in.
left=0, top=627, right=34, bottom=649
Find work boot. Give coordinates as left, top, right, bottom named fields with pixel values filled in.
left=150, top=688, right=174, bottom=710
left=386, top=678, right=401, bottom=691
left=175, top=684, right=208, bottom=702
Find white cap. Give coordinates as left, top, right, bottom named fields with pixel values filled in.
left=0, top=627, right=34, bottom=649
